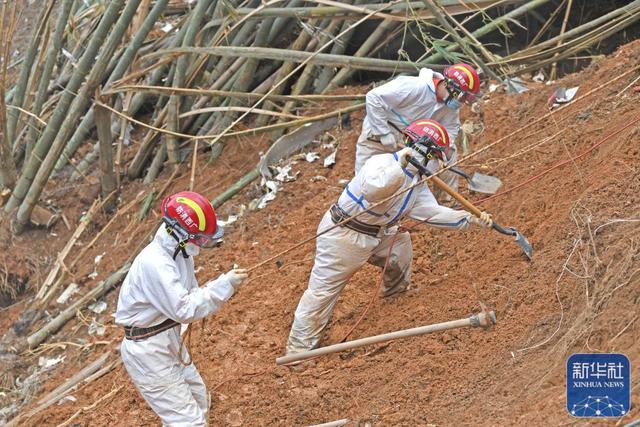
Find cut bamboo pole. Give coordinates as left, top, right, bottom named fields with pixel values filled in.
left=26, top=263, right=131, bottom=349
left=5, top=0, right=126, bottom=215
left=13, top=0, right=142, bottom=232
left=549, top=0, right=573, bottom=81
left=276, top=310, right=496, bottom=365
left=95, top=96, right=117, bottom=205
left=211, top=168, right=261, bottom=208
left=144, top=46, right=446, bottom=73
left=5, top=1, right=55, bottom=147
left=36, top=198, right=102, bottom=301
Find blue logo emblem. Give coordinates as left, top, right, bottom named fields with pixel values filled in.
left=567, top=353, right=630, bottom=417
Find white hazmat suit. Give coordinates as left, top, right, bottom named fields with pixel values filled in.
left=356, top=68, right=461, bottom=195
left=286, top=152, right=487, bottom=354
left=115, top=226, right=237, bottom=426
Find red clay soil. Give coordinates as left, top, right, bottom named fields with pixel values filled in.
left=3, top=40, right=640, bottom=426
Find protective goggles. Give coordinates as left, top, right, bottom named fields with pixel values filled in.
left=163, top=217, right=224, bottom=248
left=402, top=133, right=449, bottom=163
left=444, top=78, right=477, bottom=105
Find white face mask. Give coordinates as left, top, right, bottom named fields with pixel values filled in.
left=185, top=242, right=200, bottom=257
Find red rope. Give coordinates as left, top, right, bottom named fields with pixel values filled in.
left=475, top=115, right=640, bottom=205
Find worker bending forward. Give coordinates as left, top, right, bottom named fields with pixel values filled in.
left=115, top=191, right=248, bottom=426
left=286, top=119, right=492, bottom=355
left=356, top=63, right=481, bottom=195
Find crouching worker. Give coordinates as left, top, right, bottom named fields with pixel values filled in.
left=286, top=119, right=492, bottom=355
left=115, top=191, right=248, bottom=426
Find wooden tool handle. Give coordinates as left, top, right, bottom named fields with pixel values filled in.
left=430, top=175, right=483, bottom=217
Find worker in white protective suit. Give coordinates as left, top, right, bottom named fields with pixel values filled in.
left=355, top=63, right=482, bottom=197
left=115, top=191, right=248, bottom=426
left=286, top=119, right=492, bottom=355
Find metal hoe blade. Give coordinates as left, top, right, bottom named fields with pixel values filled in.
left=468, top=172, right=502, bottom=194
left=493, top=223, right=533, bottom=260
left=450, top=167, right=502, bottom=194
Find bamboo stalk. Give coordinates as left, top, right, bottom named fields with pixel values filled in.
left=167, top=0, right=214, bottom=166
left=95, top=95, right=117, bottom=205
left=26, top=263, right=131, bottom=349
left=0, top=1, right=19, bottom=189
left=5, top=1, right=55, bottom=148
left=25, top=0, right=75, bottom=164
left=549, top=0, right=573, bottom=81
left=36, top=198, right=102, bottom=302
left=324, top=17, right=397, bottom=93
left=147, top=46, right=449, bottom=73
left=421, top=0, right=504, bottom=85
left=12, top=0, right=139, bottom=232
left=501, top=0, right=640, bottom=63
left=211, top=168, right=261, bottom=208
left=4, top=0, right=126, bottom=214
left=206, top=0, right=501, bottom=21
left=106, top=85, right=366, bottom=102
left=97, top=100, right=364, bottom=141
left=420, top=0, right=553, bottom=65
left=54, top=0, right=170, bottom=172
left=181, top=106, right=300, bottom=119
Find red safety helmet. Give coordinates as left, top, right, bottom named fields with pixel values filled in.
left=161, top=191, right=223, bottom=248
left=402, top=119, right=451, bottom=162
left=443, top=63, right=481, bottom=104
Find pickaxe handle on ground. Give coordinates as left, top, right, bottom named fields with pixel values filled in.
left=408, top=157, right=533, bottom=260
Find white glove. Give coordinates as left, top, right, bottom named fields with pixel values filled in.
left=225, top=268, right=248, bottom=288
left=379, top=133, right=397, bottom=148
left=470, top=212, right=493, bottom=228
left=397, top=147, right=413, bottom=168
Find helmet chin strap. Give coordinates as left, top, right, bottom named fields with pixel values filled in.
left=162, top=221, right=190, bottom=259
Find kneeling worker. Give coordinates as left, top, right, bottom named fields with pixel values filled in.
left=115, top=191, right=248, bottom=426
left=286, top=119, right=492, bottom=355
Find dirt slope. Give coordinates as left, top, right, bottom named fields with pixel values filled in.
left=6, top=40, right=640, bottom=426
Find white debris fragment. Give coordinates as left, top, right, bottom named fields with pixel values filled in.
left=218, top=215, right=238, bottom=226
left=305, top=152, right=320, bottom=163
left=161, top=23, right=174, bottom=33
left=57, top=395, right=77, bottom=405
left=548, top=86, right=580, bottom=109
left=56, top=283, right=79, bottom=304
left=274, top=165, right=298, bottom=182
left=311, top=175, right=327, bottom=182
left=257, top=192, right=277, bottom=210
left=88, top=271, right=99, bottom=280
left=38, top=355, right=66, bottom=369
left=323, top=150, right=337, bottom=168
left=88, top=321, right=106, bottom=336
left=88, top=301, right=107, bottom=314
left=489, top=83, right=499, bottom=93
left=61, top=49, right=76, bottom=64
left=94, top=252, right=105, bottom=266
left=532, top=71, right=545, bottom=83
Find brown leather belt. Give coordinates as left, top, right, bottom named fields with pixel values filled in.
left=124, top=318, right=179, bottom=341
left=330, top=204, right=381, bottom=237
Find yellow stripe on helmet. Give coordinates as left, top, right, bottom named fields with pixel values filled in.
left=453, top=65, right=475, bottom=90
left=177, top=196, right=206, bottom=231
left=416, top=119, right=447, bottom=143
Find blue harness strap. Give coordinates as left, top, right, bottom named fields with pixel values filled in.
left=391, top=109, right=409, bottom=126
left=392, top=152, right=414, bottom=178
